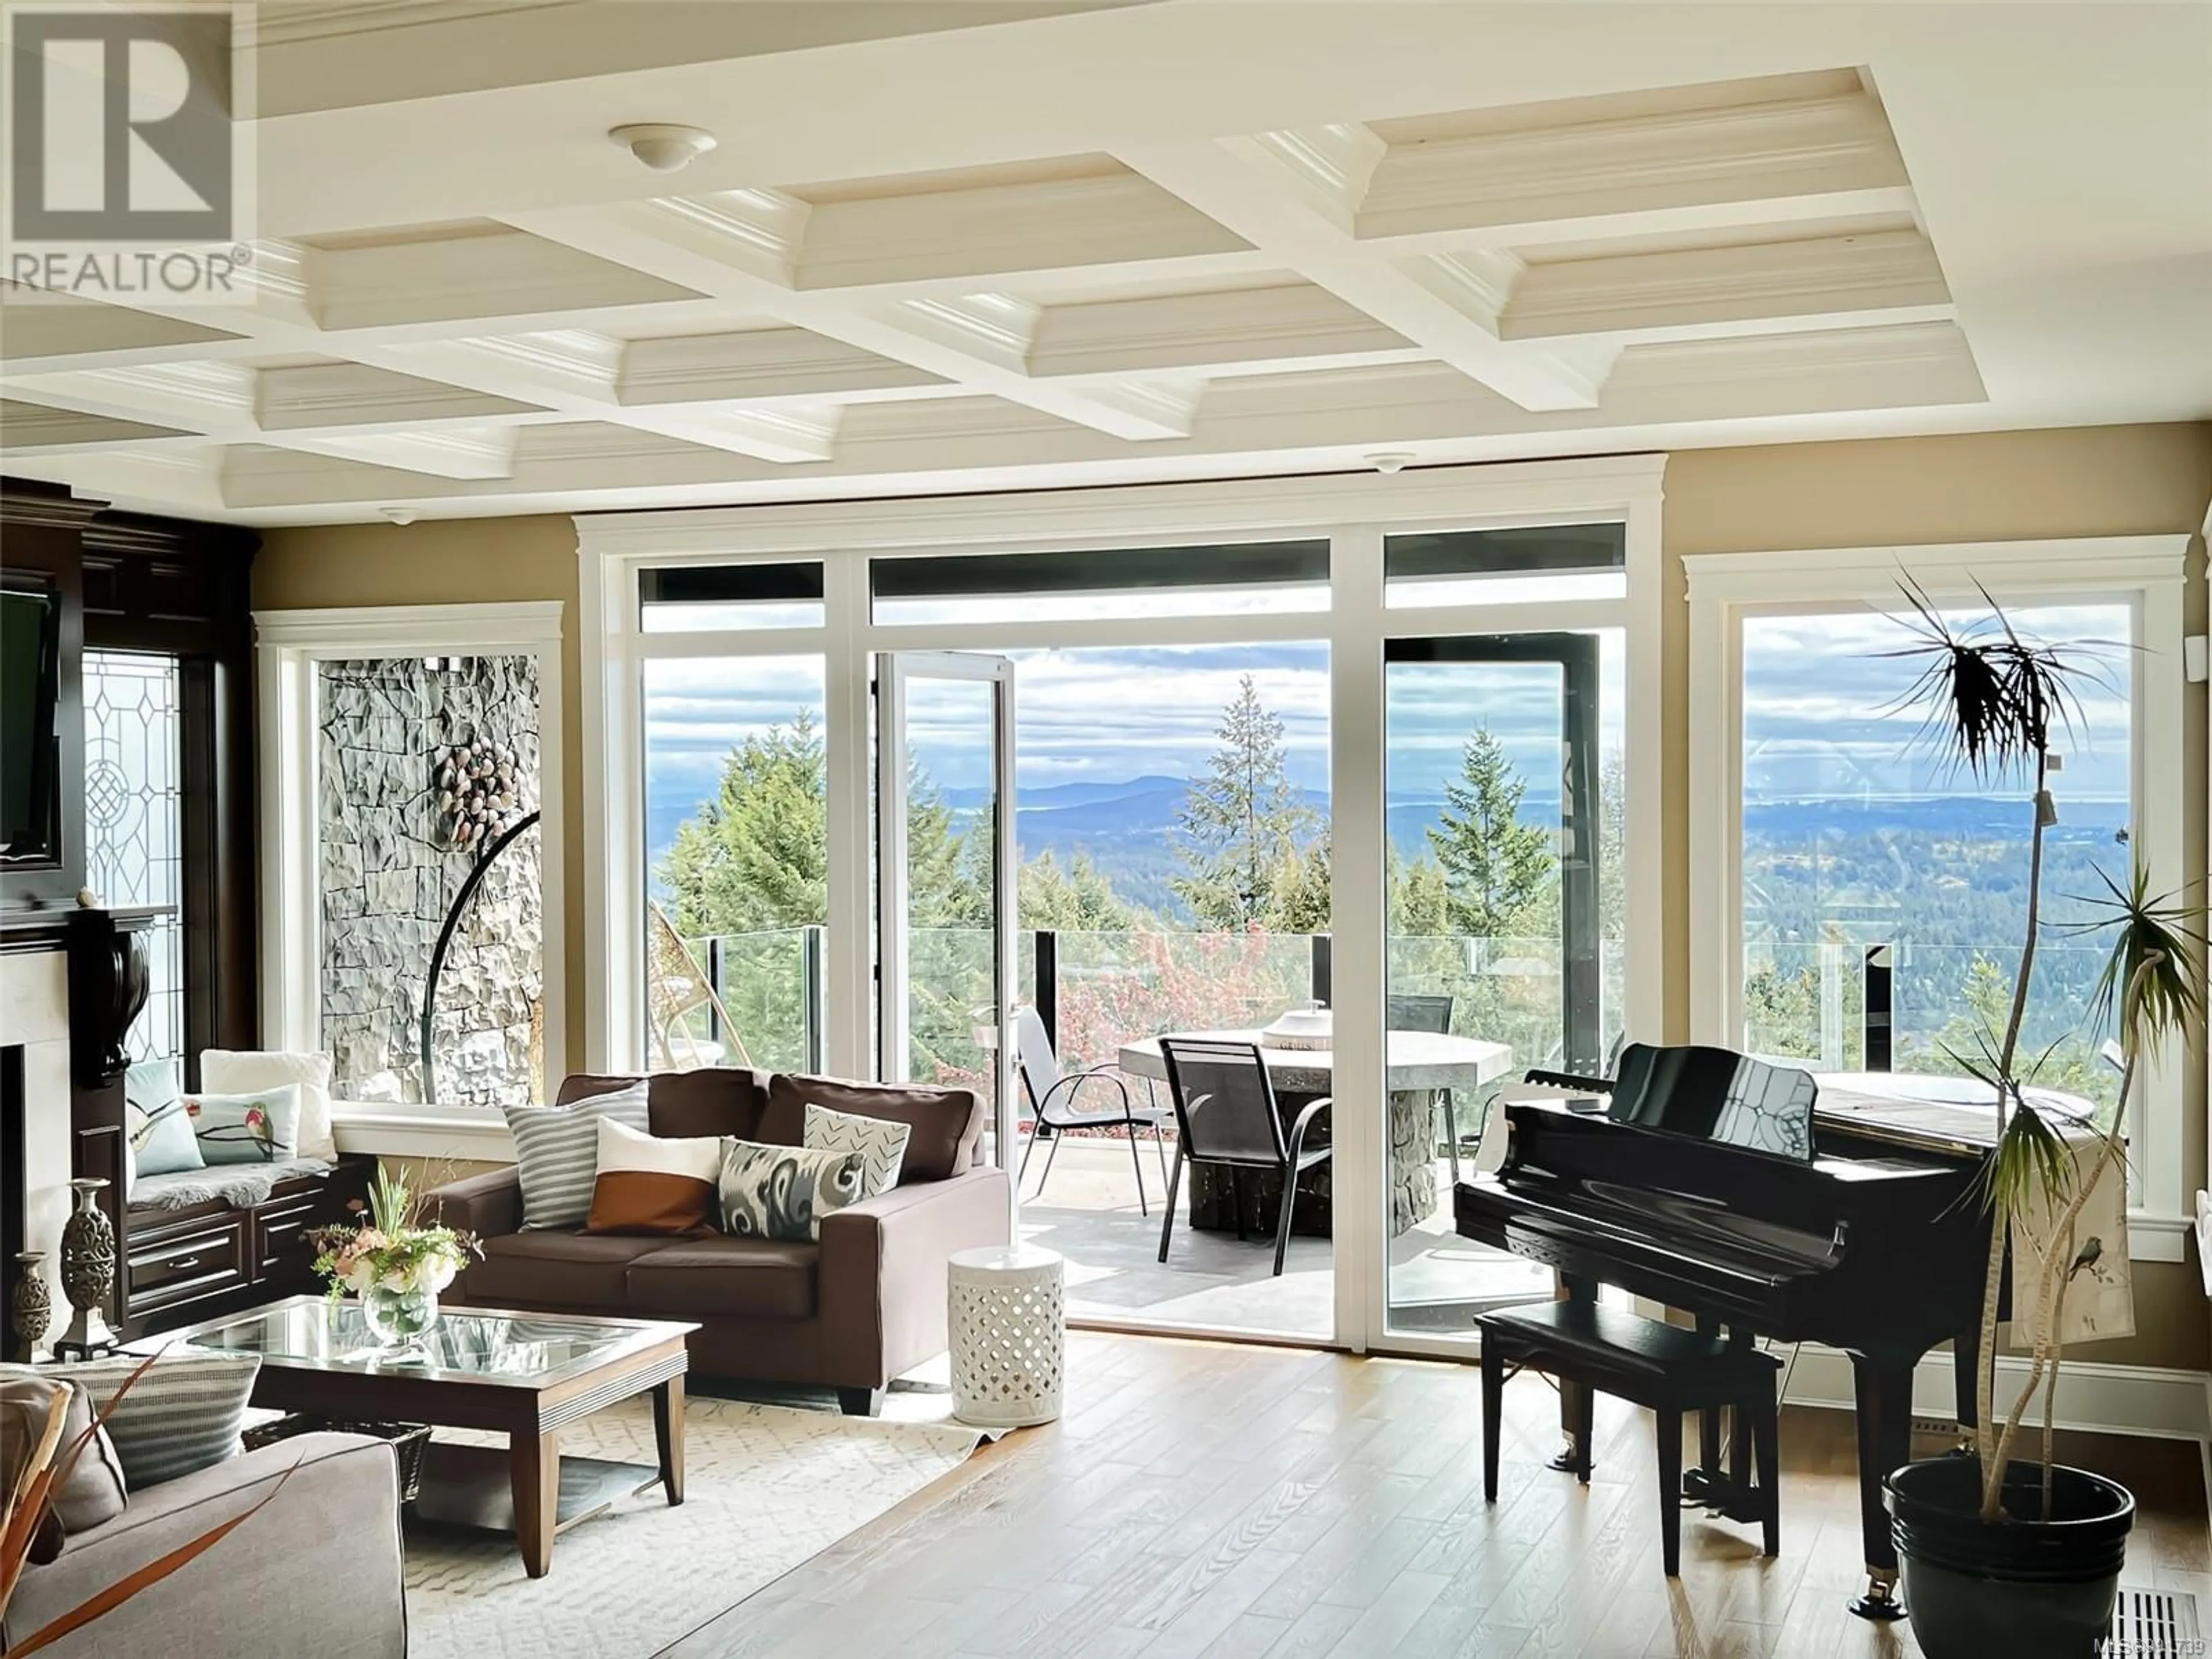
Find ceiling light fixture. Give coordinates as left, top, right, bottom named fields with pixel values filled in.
left=1366, top=451, right=1416, bottom=475
left=608, top=123, right=718, bottom=173
left=377, top=507, right=418, bottom=526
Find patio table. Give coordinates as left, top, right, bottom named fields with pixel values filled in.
left=1117, top=1029, right=1513, bottom=1237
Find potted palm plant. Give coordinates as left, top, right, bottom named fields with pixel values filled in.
left=1876, top=588, right=2200, bottom=1658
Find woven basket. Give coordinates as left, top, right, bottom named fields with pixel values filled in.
left=243, top=1414, right=434, bottom=1502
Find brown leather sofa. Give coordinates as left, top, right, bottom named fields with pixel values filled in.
left=423, top=1069, right=1012, bottom=1414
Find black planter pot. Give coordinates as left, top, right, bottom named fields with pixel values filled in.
left=1885, top=1455, right=2134, bottom=1658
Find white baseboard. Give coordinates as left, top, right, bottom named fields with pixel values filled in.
left=1778, top=1342, right=2211, bottom=1444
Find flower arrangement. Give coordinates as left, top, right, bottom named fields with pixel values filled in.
left=310, top=1162, right=479, bottom=1305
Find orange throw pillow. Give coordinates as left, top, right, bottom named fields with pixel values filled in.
left=584, top=1116, right=722, bottom=1234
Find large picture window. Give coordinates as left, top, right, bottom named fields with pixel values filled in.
left=257, top=604, right=566, bottom=1123
left=578, top=460, right=1668, bottom=1358
left=1687, top=538, right=2191, bottom=1259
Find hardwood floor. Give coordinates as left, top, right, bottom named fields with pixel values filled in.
left=663, top=1332, right=2210, bottom=1659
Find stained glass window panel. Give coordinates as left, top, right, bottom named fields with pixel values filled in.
left=82, top=650, right=184, bottom=1064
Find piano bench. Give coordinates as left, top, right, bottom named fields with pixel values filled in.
left=1476, top=1301, right=1782, bottom=1577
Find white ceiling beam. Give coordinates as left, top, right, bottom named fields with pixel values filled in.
left=1118, top=134, right=1605, bottom=412
left=504, top=198, right=1199, bottom=441
left=2, top=255, right=842, bottom=466
left=199, top=321, right=1983, bottom=514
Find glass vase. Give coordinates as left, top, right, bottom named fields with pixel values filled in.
left=361, top=1282, right=440, bottom=1349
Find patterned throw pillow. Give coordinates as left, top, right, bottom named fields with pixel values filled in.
left=503, top=1081, right=651, bottom=1230
left=718, top=1139, right=866, bottom=1242
left=125, top=1058, right=203, bottom=1179
left=11, top=1349, right=262, bottom=1490
left=185, top=1084, right=302, bottom=1166
left=201, top=1049, right=338, bottom=1162
left=802, top=1102, right=910, bottom=1198
left=585, top=1116, right=722, bottom=1235
left=0, top=1373, right=128, bottom=1533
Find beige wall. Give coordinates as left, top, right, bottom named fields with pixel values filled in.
left=1662, top=423, right=2212, bottom=1371
left=256, top=421, right=2212, bottom=1370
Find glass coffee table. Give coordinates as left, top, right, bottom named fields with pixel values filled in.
left=135, top=1298, right=696, bottom=1577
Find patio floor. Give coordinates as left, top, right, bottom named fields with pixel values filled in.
left=1012, top=1134, right=1550, bottom=1340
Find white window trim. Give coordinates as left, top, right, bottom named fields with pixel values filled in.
left=1685, top=535, right=2193, bottom=1262
left=575, top=454, right=1666, bottom=1356
left=254, top=600, right=567, bottom=1149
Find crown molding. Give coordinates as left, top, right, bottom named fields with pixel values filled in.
left=253, top=599, right=566, bottom=649
left=1358, top=82, right=1908, bottom=241
left=1505, top=228, right=1952, bottom=340
left=618, top=328, right=940, bottom=405
left=572, top=452, right=1668, bottom=559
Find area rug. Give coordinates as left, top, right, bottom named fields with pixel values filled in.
left=404, top=1396, right=991, bottom=1659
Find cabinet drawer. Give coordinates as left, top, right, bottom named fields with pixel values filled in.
left=126, top=1219, right=247, bottom=1312
left=252, top=1195, right=328, bottom=1279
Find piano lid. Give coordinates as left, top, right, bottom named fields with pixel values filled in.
left=1605, top=1043, right=1818, bottom=1161
left=1813, top=1071, right=2103, bottom=1157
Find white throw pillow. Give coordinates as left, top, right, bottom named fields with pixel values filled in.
left=201, top=1048, right=338, bottom=1161
left=802, top=1102, right=910, bottom=1198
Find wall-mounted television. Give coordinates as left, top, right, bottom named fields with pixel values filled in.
left=0, top=584, right=63, bottom=865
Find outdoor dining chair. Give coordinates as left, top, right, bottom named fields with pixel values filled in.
left=1156, top=1036, right=1332, bottom=1278
left=1012, top=1004, right=1173, bottom=1214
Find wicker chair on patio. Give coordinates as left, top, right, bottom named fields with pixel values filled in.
left=1013, top=1005, right=1173, bottom=1214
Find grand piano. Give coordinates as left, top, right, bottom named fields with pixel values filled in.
left=1455, top=1043, right=2012, bottom=1620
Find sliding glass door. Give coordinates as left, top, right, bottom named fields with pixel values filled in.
left=1380, top=628, right=1624, bottom=1341
left=876, top=652, right=1016, bottom=1169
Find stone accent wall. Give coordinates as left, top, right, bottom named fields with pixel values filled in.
left=319, top=655, right=541, bottom=1107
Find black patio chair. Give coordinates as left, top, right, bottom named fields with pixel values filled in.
left=1013, top=1005, right=1172, bottom=1214
left=1156, top=1036, right=1331, bottom=1278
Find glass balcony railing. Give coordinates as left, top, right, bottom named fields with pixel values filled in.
left=660, top=925, right=1631, bottom=1097
left=1741, top=938, right=2120, bottom=1111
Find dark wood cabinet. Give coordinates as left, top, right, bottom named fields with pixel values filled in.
left=2, top=478, right=261, bottom=1344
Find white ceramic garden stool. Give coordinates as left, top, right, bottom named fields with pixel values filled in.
left=948, top=1244, right=1065, bottom=1429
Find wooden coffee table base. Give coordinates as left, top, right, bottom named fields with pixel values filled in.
left=411, top=1376, right=687, bottom=1578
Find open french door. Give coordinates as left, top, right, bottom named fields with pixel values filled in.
left=874, top=651, right=1018, bottom=1175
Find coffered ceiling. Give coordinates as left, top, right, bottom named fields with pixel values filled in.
left=2, top=1, right=2206, bottom=525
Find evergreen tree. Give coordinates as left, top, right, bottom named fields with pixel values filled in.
left=658, top=710, right=828, bottom=934
left=1173, top=675, right=1320, bottom=928
left=1020, top=849, right=1146, bottom=932
left=1268, top=831, right=1332, bottom=934
left=1427, top=726, right=1556, bottom=942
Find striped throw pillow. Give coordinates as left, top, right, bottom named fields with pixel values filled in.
left=13, top=1349, right=262, bottom=1490
left=503, top=1081, right=651, bottom=1230
left=803, top=1102, right=910, bottom=1197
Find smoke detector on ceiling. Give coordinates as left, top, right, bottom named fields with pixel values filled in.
left=608, top=123, right=718, bottom=173
left=1365, top=451, right=1416, bottom=475
left=377, top=507, right=417, bottom=526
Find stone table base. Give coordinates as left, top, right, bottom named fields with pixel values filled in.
left=1185, top=1089, right=1441, bottom=1240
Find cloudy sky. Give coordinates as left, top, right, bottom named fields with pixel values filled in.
left=641, top=598, right=2133, bottom=831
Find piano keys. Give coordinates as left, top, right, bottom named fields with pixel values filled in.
left=1456, top=1043, right=2012, bottom=1620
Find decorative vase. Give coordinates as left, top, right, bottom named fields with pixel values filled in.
left=55, top=1179, right=116, bottom=1361
left=9, top=1252, right=52, bottom=1355
left=362, top=1282, right=440, bottom=1349
left=1885, top=1453, right=2134, bottom=1658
